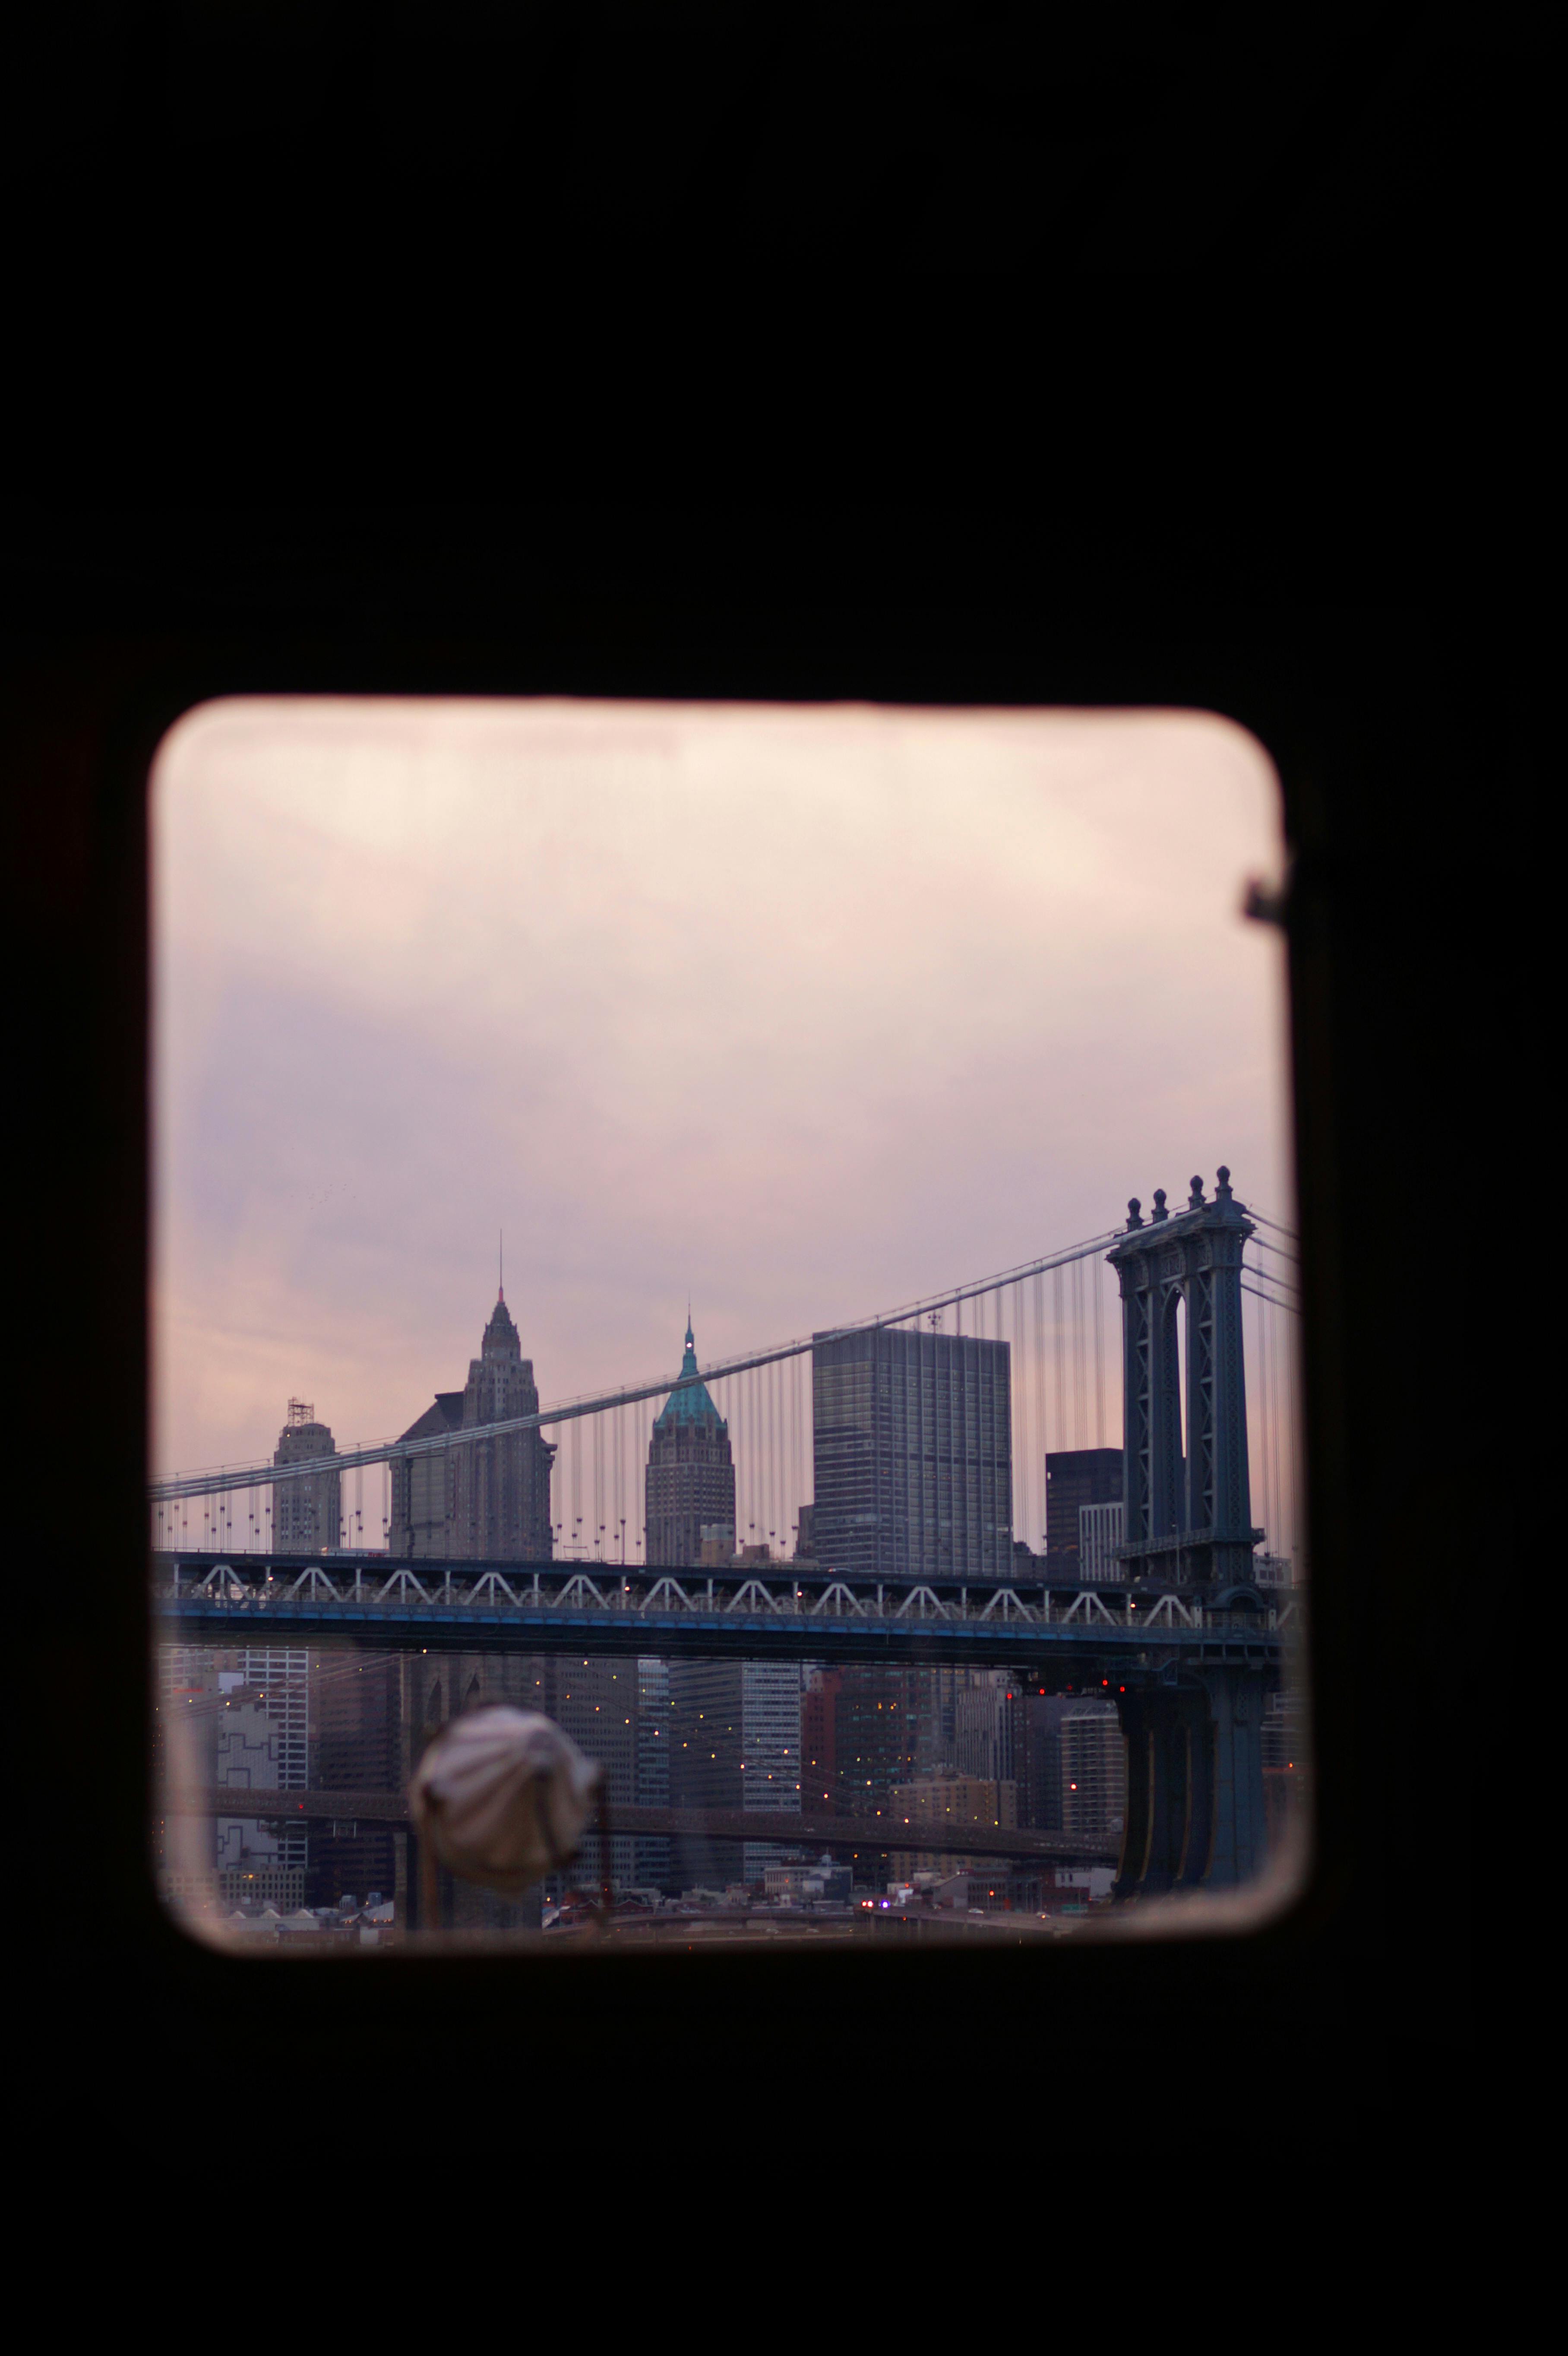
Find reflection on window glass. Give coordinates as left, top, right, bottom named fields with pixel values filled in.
left=151, top=701, right=1306, bottom=1948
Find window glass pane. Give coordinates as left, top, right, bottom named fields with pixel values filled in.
left=152, top=700, right=1305, bottom=1948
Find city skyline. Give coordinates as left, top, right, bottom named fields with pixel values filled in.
left=169, top=1191, right=1302, bottom=1583
left=153, top=699, right=1290, bottom=1486
left=159, top=1163, right=1293, bottom=1921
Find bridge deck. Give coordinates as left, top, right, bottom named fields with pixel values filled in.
left=154, top=1554, right=1285, bottom=1669
left=157, top=1592, right=1280, bottom=1669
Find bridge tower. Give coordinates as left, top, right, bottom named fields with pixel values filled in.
left=1107, top=1167, right=1271, bottom=1897
left=1107, top=1165, right=1262, bottom=1589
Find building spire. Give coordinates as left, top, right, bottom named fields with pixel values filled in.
left=655, top=1310, right=723, bottom=1431
left=499, top=1228, right=504, bottom=1302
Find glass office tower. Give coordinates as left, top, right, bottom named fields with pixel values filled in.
left=812, top=1326, right=1012, bottom=1583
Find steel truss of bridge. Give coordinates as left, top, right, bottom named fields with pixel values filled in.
left=154, top=1552, right=1288, bottom=1671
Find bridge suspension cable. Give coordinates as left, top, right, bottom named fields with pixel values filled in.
left=149, top=1223, right=1127, bottom=1504
left=1241, top=1279, right=1300, bottom=1315
left=150, top=1198, right=1304, bottom=1588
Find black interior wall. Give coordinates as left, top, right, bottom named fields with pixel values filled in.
left=9, top=515, right=1504, bottom=2163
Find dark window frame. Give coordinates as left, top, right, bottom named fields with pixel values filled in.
left=18, top=543, right=1480, bottom=2138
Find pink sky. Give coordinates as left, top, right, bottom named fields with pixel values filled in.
left=153, top=699, right=1291, bottom=1545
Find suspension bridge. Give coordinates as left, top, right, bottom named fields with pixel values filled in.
left=154, top=1169, right=1301, bottom=1894
left=150, top=1189, right=1301, bottom=1577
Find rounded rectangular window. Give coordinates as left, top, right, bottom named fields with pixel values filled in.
left=151, top=700, right=1306, bottom=1948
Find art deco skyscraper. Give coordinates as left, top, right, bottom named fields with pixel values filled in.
left=391, top=1289, right=555, bottom=1559
left=644, top=1319, right=736, bottom=1568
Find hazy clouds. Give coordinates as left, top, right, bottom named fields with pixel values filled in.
left=153, top=699, right=1289, bottom=1474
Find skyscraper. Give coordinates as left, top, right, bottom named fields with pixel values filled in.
left=645, top=1319, right=735, bottom=1568
left=801, top=1665, right=921, bottom=1889
left=812, top=1325, right=1012, bottom=1583
left=544, top=1654, right=639, bottom=1895
left=954, top=1673, right=1020, bottom=1786
left=307, top=1652, right=401, bottom=1911
left=1080, top=1498, right=1125, bottom=1581
left=212, top=1646, right=309, bottom=1907
left=801, top=1667, right=840, bottom=1810
left=831, top=1669, right=920, bottom=1815
left=1061, top=1703, right=1127, bottom=1837
left=634, top=1657, right=673, bottom=1892
left=1044, top=1447, right=1124, bottom=1577
left=390, top=1288, right=555, bottom=1559
left=668, top=1657, right=802, bottom=1888
left=273, top=1400, right=341, bottom=1552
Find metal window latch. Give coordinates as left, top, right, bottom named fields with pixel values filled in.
left=1241, top=868, right=1290, bottom=928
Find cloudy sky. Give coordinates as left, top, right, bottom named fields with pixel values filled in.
left=153, top=698, right=1291, bottom=1525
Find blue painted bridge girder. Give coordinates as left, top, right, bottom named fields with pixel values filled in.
left=152, top=1551, right=1283, bottom=1681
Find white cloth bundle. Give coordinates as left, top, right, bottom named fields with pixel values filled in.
left=408, top=1707, right=602, bottom=1894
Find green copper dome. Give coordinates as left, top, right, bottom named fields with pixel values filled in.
left=654, top=1320, right=726, bottom=1431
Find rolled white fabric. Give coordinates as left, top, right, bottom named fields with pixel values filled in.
left=408, top=1707, right=602, bottom=1894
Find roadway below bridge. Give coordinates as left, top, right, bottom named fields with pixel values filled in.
left=168, top=1787, right=1117, bottom=1867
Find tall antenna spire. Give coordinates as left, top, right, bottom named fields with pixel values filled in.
left=499, top=1228, right=504, bottom=1301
